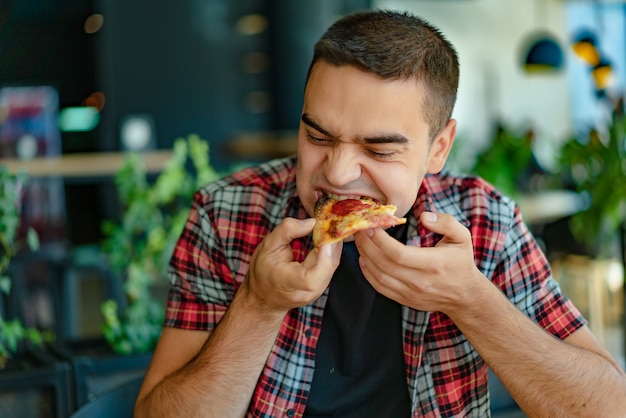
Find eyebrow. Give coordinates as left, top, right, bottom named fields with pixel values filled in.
left=301, top=113, right=409, bottom=145
left=301, top=113, right=333, bottom=137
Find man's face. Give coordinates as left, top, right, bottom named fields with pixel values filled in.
left=296, top=62, right=456, bottom=218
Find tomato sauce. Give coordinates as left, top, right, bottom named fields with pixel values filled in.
left=331, top=199, right=370, bottom=216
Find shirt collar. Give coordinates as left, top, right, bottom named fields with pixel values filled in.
left=409, top=172, right=471, bottom=247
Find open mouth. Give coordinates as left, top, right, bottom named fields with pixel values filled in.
left=314, top=192, right=378, bottom=216
left=319, top=190, right=377, bottom=202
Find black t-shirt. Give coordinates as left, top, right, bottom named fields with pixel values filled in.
left=304, top=224, right=411, bottom=417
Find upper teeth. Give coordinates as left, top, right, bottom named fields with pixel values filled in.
left=327, top=193, right=348, bottom=200
left=326, top=192, right=363, bottom=201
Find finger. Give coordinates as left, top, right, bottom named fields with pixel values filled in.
left=263, top=217, right=316, bottom=251
left=250, top=217, right=316, bottom=279
left=420, top=211, right=471, bottom=246
left=354, top=229, right=416, bottom=285
left=354, top=228, right=414, bottom=268
left=264, top=240, right=341, bottom=302
left=282, top=217, right=317, bottom=240
left=302, top=241, right=343, bottom=276
left=357, top=254, right=408, bottom=299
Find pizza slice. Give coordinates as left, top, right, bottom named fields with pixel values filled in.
left=312, top=195, right=407, bottom=248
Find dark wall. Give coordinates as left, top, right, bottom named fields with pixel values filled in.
left=96, top=0, right=370, bottom=169
left=0, top=0, right=370, bottom=245
left=0, top=0, right=99, bottom=153
left=0, top=0, right=96, bottom=104
left=267, top=0, right=372, bottom=131
left=96, top=0, right=271, bottom=166
left=1, top=0, right=371, bottom=164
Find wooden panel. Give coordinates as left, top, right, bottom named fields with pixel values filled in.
left=0, top=150, right=173, bottom=178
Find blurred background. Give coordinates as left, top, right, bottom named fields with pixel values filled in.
left=0, top=0, right=625, bottom=416
left=2, top=0, right=623, bottom=240
left=0, top=0, right=620, bottom=236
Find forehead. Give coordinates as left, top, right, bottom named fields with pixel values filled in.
left=303, top=63, right=429, bottom=142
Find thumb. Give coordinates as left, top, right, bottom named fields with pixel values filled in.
left=275, top=217, right=316, bottom=241
left=303, top=240, right=342, bottom=272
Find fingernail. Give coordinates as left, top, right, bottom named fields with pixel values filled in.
left=424, top=212, right=438, bottom=223
left=366, top=229, right=374, bottom=237
left=324, top=242, right=336, bottom=257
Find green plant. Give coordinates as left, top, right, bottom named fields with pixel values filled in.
left=0, top=166, right=43, bottom=368
left=101, top=134, right=223, bottom=355
left=470, top=123, right=536, bottom=199
left=557, top=105, right=626, bottom=255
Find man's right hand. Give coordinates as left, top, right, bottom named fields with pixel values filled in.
left=244, top=217, right=343, bottom=313
left=135, top=217, right=342, bottom=418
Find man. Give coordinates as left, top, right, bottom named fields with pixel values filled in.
left=135, top=9, right=626, bottom=417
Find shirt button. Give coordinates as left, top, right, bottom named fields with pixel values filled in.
left=287, top=409, right=295, bottom=417
left=304, top=329, right=312, bottom=338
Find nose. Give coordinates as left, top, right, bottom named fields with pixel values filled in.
left=324, top=144, right=362, bottom=187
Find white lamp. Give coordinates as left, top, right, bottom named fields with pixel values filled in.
left=119, top=114, right=155, bottom=151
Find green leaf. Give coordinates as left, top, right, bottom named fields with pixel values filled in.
left=25, top=328, right=43, bottom=345
left=26, top=228, right=39, bottom=252
left=98, top=134, right=228, bottom=354
left=0, top=275, right=11, bottom=294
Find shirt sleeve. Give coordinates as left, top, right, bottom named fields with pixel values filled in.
left=164, top=189, right=235, bottom=332
left=492, top=203, right=587, bottom=340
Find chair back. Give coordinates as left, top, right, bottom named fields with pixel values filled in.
left=69, top=376, right=142, bottom=418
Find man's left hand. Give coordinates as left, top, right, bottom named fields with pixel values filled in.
left=354, top=211, right=487, bottom=315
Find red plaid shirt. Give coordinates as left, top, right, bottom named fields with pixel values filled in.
left=165, top=156, right=585, bottom=417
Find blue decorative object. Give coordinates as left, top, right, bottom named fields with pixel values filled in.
left=524, top=36, right=564, bottom=73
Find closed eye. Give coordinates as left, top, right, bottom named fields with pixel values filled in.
left=307, top=133, right=398, bottom=159
left=365, top=148, right=397, bottom=159
left=306, top=133, right=334, bottom=145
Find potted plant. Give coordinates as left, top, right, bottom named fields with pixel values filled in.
left=48, top=134, right=225, bottom=411
left=0, top=166, right=72, bottom=418
left=100, top=133, right=222, bottom=355
left=557, top=98, right=626, bottom=257
left=467, top=121, right=558, bottom=201
left=0, top=166, right=44, bottom=367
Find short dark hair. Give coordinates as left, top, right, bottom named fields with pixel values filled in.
left=307, top=9, right=459, bottom=141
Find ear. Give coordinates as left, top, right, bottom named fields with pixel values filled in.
left=426, top=119, right=457, bottom=174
